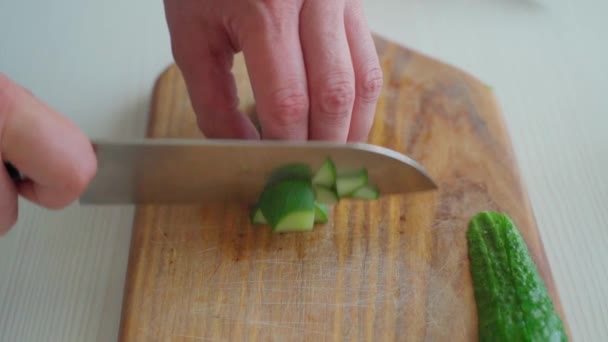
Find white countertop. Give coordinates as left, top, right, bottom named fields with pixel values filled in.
left=1, top=0, right=606, bottom=340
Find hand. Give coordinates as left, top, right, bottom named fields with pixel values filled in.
left=0, top=73, right=97, bottom=235
left=163, top=0, right=383, bottom=142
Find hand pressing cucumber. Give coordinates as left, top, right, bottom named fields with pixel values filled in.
left=250, top=158, right=380, bottom=232
left=164, top=0, right=382, bottom=142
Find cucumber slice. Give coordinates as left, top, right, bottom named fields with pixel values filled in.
left=250, top=207, right=267, bottom=224
left=351, top=184, right=379, bottom=200
left=336, top=169, right=368, bottom=197
left=313, top=185, right=339, bottom=205
left=312, top=158, right=337, bottom=187
left=258, top=179, right=316, bottom=232
left=274, top=211, right=316, bottom=232
left=251, top=161, right=381, bottom=232
left=314, top=203, right=329, bottom=223
left=266, top=163, right=312, bottom=186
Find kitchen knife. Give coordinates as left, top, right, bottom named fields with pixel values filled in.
left=6, top=139, right=437, bottom=204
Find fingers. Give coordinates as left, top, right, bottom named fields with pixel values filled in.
left=164, top=1, right=259, bottom=139
left=344, top=0, right=383, bottom=142
left=300, top=0, right=354, bottom=142
left=238, top=1, right=310, bottom=140
left=163, top=0, right=381, bottom=142
left=0, top=73, right=97, bottom=210
left=0, top=164, right=18, bottom=235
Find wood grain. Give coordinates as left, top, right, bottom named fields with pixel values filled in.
left=118, top=34, right=569, bottom=341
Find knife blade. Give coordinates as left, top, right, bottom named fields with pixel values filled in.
left=73, top=138, right=435, bottom=204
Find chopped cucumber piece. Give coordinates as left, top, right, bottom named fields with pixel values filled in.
left=312, top=158, right=337, bottom=188
left=336, top=169, right=368, bottom=197
left=351, top=184, right=379, bottom=200
left=266, top=163, right=312, bottom=186
left=313, top=185, right=339, bottom=205
left=250, top=160, right=382, bottom=232
left=250, top=207, right=267, bottom=224
left=314, top=203, right=329, bottom=223
left=258, top=179, right=316, bottom=231
left=274, top=211, right=316, bottom=232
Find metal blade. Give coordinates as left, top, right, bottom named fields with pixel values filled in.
left=79, top=138, right=437, bottom=204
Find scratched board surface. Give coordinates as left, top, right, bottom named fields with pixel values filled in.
left=118, top=35, right=568, bottom=341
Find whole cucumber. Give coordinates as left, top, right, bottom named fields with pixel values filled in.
left=466, top=211, right=567, bottom=341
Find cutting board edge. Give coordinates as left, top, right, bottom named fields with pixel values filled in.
left=477, top=86, right=571, bottom=336
left=442, top=63, right=570, bottom=336
left=409, top=51, right=572, bottom=335
left=116, top=36, right=571, bottom=340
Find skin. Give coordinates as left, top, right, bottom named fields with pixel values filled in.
left=0, top=0, right=382, bottom=235
left=0, top=73, right=97, bottom=235
left=163, top=0, right=383, bottom=141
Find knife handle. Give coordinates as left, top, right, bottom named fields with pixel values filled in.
left=4, top=161, right=25, bottom=183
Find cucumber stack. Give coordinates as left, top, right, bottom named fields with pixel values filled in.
left=250, top=158, right=380, bottom=232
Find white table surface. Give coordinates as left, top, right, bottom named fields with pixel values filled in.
left=1, top=0, right=606, bottom=341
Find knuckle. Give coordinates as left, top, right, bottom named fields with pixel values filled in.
left=267, top=86, right=309, bottom=128
left=358, top=66, right=383, bottom=101
left=258, top=0, right=298, bottom=18
left=318, top=74, right=355, bottom=119
left=254, top=0, right=298, bottom=34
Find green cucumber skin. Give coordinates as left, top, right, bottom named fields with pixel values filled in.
left=336, top=169, right=368, bottom=197
left=258, top=179, right=316, bottom=229
left=312, top=158, right=337, bottom=188
left=251, top=160, right=382, bottom=232
left=466, top=211, right=567, bottom=342
left=273, top=211, right=316, bottom=232
left=314, top=203, right=329, bottom=223
left=313, top=185, right=339, bottom=205
left=351, top=184, right=379, bottom=200
left=250, top=208, right=267, bottom=225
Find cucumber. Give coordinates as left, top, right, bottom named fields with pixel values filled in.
left=257, top=179, right=316, bottom=232
left=266, top=163, right=312, bottom=186
left=250, top=207, right=267, bottom=224
left=467, top=211, right=567, bottom=342
left=336, top=169, right=368, bottom=197
left=273, top=211, right=316, bottom=232
left=312, top=158, right=337, bottom=188
left=313, top=185, right=339, bottom=205
left=314, top=203, right=329, bottom=223
left=350, top=184, right=379, bottom=200
left=250, top=159, right=382, bottom=232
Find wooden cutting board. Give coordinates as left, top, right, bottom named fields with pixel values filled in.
left=118, top=34, right=569, bottom=341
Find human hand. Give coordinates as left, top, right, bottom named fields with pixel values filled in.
left=0, top=73, right=97, bottom=235
left=163, top=0, right=383, bottom=142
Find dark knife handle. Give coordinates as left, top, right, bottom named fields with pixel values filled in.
left=4, top=162, right=25, bottom=183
